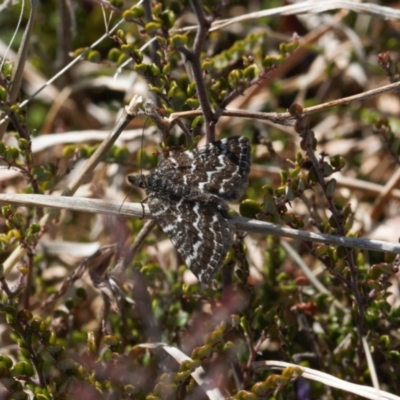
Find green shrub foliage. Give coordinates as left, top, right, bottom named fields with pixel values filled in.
left=1, top=1, right=400, bottom=399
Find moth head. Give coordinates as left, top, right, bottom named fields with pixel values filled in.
left=127, top=174, right=148, bottom=189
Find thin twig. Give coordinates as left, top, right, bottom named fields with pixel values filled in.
left=60, top=95, right=143, bottom=198
left=169, top=109, right=295, bottom=126
left=170, top=1, right=400, bottom=34
left=128, top=219, right=157, bottom=262
left=179, top=0, right=215, bottom=142
left=295, top=112, right=365, bottom=368
left=1, top=193, right=400, bottom=256
left=169, top=80, right=400, bottom=127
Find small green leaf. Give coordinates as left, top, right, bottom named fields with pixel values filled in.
left=0, top=85, right=7, bottom=101
left=160, top=10, right=176, bottom=29
left=330, top=155, right=346, bottom=169
left=5, top=146, right=19, bottom=162
left=235, top=390, right=258, bottom=400
left=148, top=84, right=163, bottom=94
left=325, top=179, right=336, bottom=198
left=11, top=361, right=34, bottom=377
left=174, top=370, right=191, bottom=382
left=132, top=49, right=143, bottom=63
left=18, top=138, right=29, bottom=151
left=147, top=63, right=161, bottom=77
left=133, top=63, right=148, bottom=73
left=1, top=60, right=13, bottom=78
left=243, top=64, right=260, bottom=80
left=162, top=62, right=171, bottom=75
left=186, top=98, right=199, bottom=109
left=191, top=344, right=213, bottom=360
left=123, top=7, right=145, bottom=19
left=170, top=34, right=188, bottom=47
left=32, top=165, right=51, bottom=182
left=87, top=50, right=101, bottom=63
left=72, top=47, right=87, bottom=58
left=251, top=382, right=269, bottom=396
left=145, top=21, right=162, bottom=34
left=228, top=69, right=243, bottom=89
left=121, top=44, right=135, bottom=53
left=186, top=82, right=196, bottom=97
left=262, top=54, right=285, bottom=68
left=201, top=58, right=214, bottom=71
left=117, top=53, right=129, bottom=66
left=104, top=335, right=120, bottom=347
left=0, top=356, right=13, bottom=369
left=191, top=116, right=204, bottom=128
left=240, top=199, right=261, bottom=218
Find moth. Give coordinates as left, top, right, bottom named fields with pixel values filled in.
left=127, top=136, right=251, bottom=283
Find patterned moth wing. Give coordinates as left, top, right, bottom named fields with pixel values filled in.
left=127, top=136, right=251, bottom=283
left=156, top=136, right=251, bottom=200
left=146, top=192, right=233, bottom=283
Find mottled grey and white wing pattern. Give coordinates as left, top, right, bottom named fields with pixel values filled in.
left=148, top=195, right=233, bottom=283
left=127, top=136, right=251, bottom=284
left=155, top=136, right=251, bottom=200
